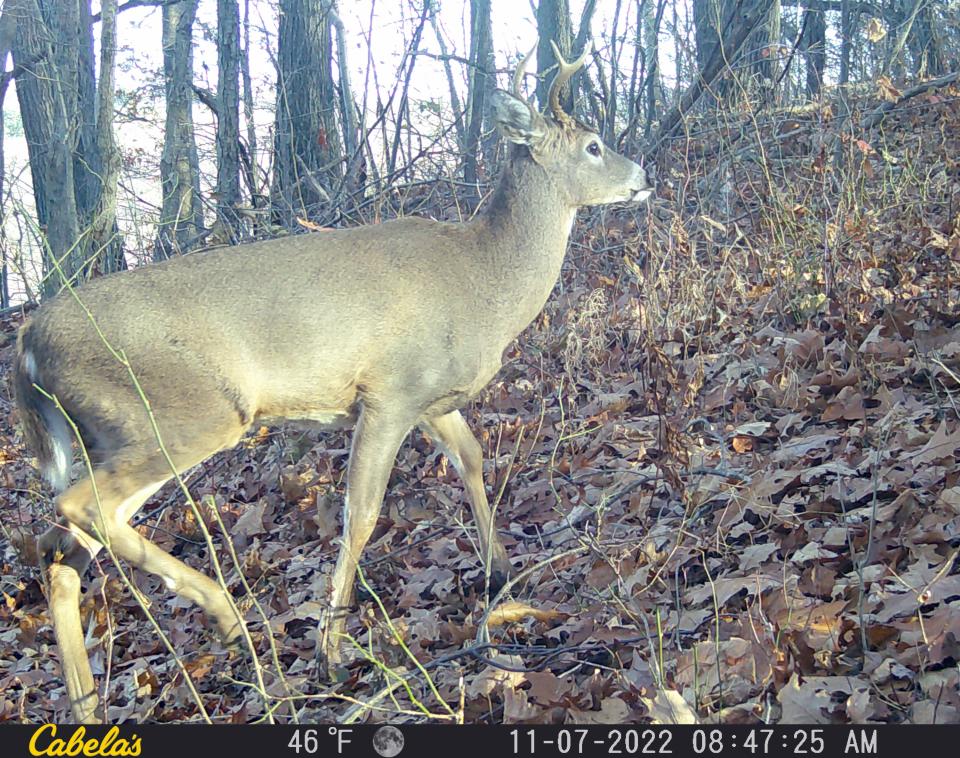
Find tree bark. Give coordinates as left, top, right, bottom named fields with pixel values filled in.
left=839, top=0, right=852, bottom=85
left=216, top=0, right=241, bottom=242
left=883, top=0, right=927, bottom=77
left=240, top=0, right=260, bottom=206
left=0, top=3, right=17, bottom=307
left=650, top=0, right=771, bottom=146
left=802, top=1, right=826, bottom=95
left=535, top=0, right=574, bottom=112
left=464, top=0, right=493, bottom=187
left=603, top=0, right=624, bottom=144
left=89, top=0, right=125, bottom=275
left=328, top=1, right=360, bottom=191
left=911, top=3, right=944, bottom=76
left=644, top=0, right=666, bottom=135
left=75, top=1, right=100, bottom=236
left=11, top=0, right=83, bottom=296
left=156, top=0, right=203, bottom=260
left=273, top=0, right=341, bottom=223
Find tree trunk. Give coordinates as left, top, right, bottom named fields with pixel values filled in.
left=328, top=1, right=360, bottom=192
left=885, top=0, right=930, bottom=77
left=644, top=0, right=666, bottom=136
left=748, top=0, right=780, bottom=102
left=216, top=0, right=241, bottom=242
left=572, top=0, right=601, bottom=126
left=603, top=0, right=624, bottom=144
left=89, top=0, right=125, bottom=275
left=839, top=0, right=852, bottom=85
left=650, top=0, right=771, bottom=145
left=692, top=0, right=722, bottom=73
left=240, top=0, right=260, bottom=208
left=428, top=4, right=464, bottom=147
left=692, top=0, right=738, bottom=103
left=464, top=0, right=493, bottom=187
left=803, top=1, right=826, bottom=95
left=156, top=0, right=203, bottom=260
left=0, top=3, right=17, bottom=306
left=914, top=4, right=944, bottom=76
left=75, top=1, right=100, bottom=239
left=535, top=0, right=574, bottom=112
left=11, top=0, right=83, bottom=296
left=273, top=0, right=341, bottom=224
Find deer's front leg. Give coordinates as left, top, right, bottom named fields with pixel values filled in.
left=420, top=411, right=513, bottom=592
left=320, top=406, right=412, bottom=676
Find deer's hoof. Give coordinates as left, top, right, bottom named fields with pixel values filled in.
left=208, top=612, right=244, bottom=653
left=316, top=644, right=350, bottom=683
left=478, top=559, right=518, bottom=597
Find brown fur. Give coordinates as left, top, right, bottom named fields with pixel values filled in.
left=15, top=78, right=650, bottom=722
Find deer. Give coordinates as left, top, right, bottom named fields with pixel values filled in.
left=12, top=41, right=651, bottom=723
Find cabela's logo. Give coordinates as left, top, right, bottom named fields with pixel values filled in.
left=28, top=725, right=142, bottom=757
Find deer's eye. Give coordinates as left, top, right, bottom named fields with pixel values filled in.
left=586, top=141, right=602, bottom=157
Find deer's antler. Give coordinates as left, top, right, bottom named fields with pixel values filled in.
left=547, top=40, right=592, bottom=128
left=512, top=42, right=538, bottom=102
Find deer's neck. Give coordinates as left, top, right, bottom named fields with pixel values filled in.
left=475, top=149, right=576, bottom=339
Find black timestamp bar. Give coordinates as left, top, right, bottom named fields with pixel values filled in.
left=5, top=723, right=958, bottom=758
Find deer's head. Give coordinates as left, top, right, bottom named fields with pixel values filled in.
left=490, top=41, right=652, bottom=208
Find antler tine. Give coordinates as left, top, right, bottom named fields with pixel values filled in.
left=512, top=42, right=538, bottom=100
left=547, top=39, right=593, bottom=127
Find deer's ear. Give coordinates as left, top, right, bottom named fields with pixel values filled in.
left=490, top=90, right=547, bottom=146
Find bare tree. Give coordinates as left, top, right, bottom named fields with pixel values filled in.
left=463, top=0, right=494, bottom=187
left=240, top=0, right=260, bottom=207
left=535, top=0, right=574, bottom=111
left=215, top=0, right=241, bottom=242
left=88, top=0, right=124, bottom=275
left=11, top=0, right=83, bottom=295
left=0, top=3, right=18, bottom=307
left=428, top=3, right=465, bottom=147
left=802, top=1, right=826, bottom=95
left=273, top=0, right=342, bottom=223
left=156, top=0, right=203, bottom=260
left=328, top=1, right=360, bottom=191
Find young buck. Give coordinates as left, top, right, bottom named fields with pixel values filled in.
left=14, top=42, right=651, bottom=722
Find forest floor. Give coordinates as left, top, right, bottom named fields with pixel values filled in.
left=0, top=81, right=959, bottom=724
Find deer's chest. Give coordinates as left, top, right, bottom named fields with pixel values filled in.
left=415, top=346, right=502, bottom=419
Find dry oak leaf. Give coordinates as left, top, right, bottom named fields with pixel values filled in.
left=866, top=18, right=886, bottom=43
left=739, top=543, right=779, bottom=571
left=778, top=674, right=831, bottom=724
left=821, top=387, right=866, bottom=421
left=641, top=688, right=699, bottom=724
left=487, top=601, right=564, bottom=628
left=909, top=420, right=960, bottom=465
left=567, top=697, right=631, bottom=724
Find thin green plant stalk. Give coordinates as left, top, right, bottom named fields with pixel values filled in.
left=656, top=606, right=664, bottom=686
left=204, top=495, right=297, bottom=723
left=339, top=632, right=437, bottom=719
left=701, top=549, right=723, bottom=722
left=354, top=564, right=455, bottom=717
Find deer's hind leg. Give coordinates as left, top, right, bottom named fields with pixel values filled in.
left=46, top=560, right=99, bottom=722
left=40, top=475, right=166, bottom=723
left=42, top=402, right=248, bottom=721
left=55, top=451, right=246, bottom=648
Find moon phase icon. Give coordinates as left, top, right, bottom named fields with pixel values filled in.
left=372, top=726, right=405, bottom=757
